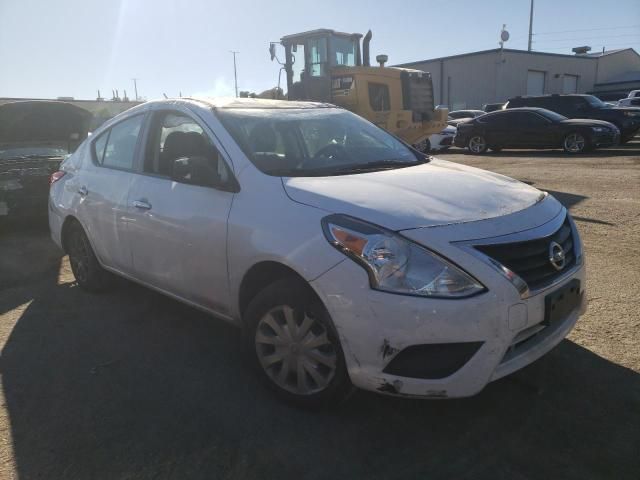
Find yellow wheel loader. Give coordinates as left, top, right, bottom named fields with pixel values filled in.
left=269, top=29, right=447, bottom=149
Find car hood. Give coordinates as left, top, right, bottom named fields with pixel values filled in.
left=559, top=118, right=618, bottom=128
left=282, top=158, right=545, bottom=231
left=0, top=100, right=91, bottom=147
left=608, top=106, right=640, bottom=113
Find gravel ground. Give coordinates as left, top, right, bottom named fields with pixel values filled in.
left=0, top=140, right=638, bottom=479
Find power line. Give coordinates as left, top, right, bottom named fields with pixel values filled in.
left=534, top=25, right=640, bottom=35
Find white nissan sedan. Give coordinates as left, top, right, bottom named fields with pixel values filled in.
left=49, top=98, right=586, bottom=406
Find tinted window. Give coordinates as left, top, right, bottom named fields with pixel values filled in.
left=478, top=112, right=507, bottom=125
left=144, top=112, right=230, bottom=188
left=504, top=112, right=529, bottom=126
left=218, top=108, right=419, bottom=177
left=368, top=83, right=390, bottom=111
left=537, top=109, right=567, bottom=122
left=95, top=115, right=144, bottom=170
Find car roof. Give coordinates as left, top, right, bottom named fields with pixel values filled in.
left=508, top=94, right=592, bottom=101
left=157, top=97, right=336, bottom=110
left=486, top=107, right=550, bottom=114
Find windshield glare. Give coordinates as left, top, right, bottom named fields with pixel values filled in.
left=217, top=108, right=421, bottom=177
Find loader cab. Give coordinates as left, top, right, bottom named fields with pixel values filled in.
left=279, top=29, right=363, bottom=102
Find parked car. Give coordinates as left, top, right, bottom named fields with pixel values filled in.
left=455, top=107, right=619, bottom=154
left=505, top=94, right=640, bottom=143
left=618, top=89, right=640, bottom=107
left=447, top=110, right=485, bottom=128
left=448, top=110, right=485, bottom=120
left=482, top=102, right=505, bottom=112
left=50, top=98, right=586, bottom=406
left=425, top=124, right=456, bottom=152
left=0, top=101, right=91, bottom=229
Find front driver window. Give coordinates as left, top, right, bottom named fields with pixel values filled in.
left=144, top=112, right=230, bottom=188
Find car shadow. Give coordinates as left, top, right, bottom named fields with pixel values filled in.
left=1, top=236, right=638, bottom=479
left=442, top=139, right=640, bottom=158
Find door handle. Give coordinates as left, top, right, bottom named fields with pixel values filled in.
left=78, top=186, right=88, bottom=196
left=132, top=199, right=152, bottom=210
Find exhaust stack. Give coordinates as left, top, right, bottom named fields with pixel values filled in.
left=363, top=30, right=372, bottom=67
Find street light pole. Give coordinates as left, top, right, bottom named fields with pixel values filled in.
left=132, top=78, right=139, bottom=101
left=528, top=0, right=535, bottom=51
left=230, top=51, right=239, bottom=97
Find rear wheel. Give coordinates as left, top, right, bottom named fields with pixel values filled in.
left=562, top=132, right=590, bottom=154
left=468, top=135, right=488, bottom=154
left=245, top=278, right=352, bottom=407
left=66, top=222, right=112, bottom=292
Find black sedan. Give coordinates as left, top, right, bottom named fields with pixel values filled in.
left=454, top=107, right=620, bottom=154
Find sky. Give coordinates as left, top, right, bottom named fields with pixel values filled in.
left=0, top=0, right=639, bottom=100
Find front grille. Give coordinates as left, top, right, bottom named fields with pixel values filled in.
left=474, top=216, right=575, bottom=291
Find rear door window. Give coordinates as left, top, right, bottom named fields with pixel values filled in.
left=94, top=114, right=145, bottom=170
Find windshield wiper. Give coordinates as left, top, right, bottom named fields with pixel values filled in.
left=334, top=159, right=425, bottom=174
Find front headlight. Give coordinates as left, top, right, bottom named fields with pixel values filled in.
left=322, top=215, right=485, bottom=298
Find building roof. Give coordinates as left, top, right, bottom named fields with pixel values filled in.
left=594, top=70, right=640, bottom=86
left=584, top=48, right=630, bottom=57
left=393, top=47, right=640, bottom=67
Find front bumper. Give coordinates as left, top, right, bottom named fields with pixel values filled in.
left=591, top=130, right=620, bottom=147
left=310, top=214, right=586, bottom=398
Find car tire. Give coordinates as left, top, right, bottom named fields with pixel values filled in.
left=66, top=222, right=112, bottom=292
left=244, top=277, right=353, bottom=408
left=562, top=131, right=591, bottom=154
left=467, top=135, right=488, bottom=154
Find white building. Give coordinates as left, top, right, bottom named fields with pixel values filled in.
left=396, top=48, right=640, bottom=109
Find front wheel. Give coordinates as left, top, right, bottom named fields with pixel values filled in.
left=468, top=135, right=488, bottom=154
left=563, top=132, right=590, bottom=154
left=245, top=278, right=353, bottom=407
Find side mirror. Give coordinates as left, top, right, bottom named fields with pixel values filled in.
left=172, top=156, right=239, bottom=192
left=269, top=43, right=276, bottom=61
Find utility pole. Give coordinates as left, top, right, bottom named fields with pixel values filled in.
left=528, top=0, right=535, bottom=51
left=230, top=51, right=239, bottom=97
left=132, top=78, right=139, bottom=100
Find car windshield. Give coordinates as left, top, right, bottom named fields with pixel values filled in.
left=537, top=109, right=568, bottom=122
left=584, top=95, right=608, bottom=108
left=217, top=107, right=423, bottom=177
left=0, top=145, right=68, bottom=160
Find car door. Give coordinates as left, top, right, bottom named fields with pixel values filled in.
left=512, top=111, right=553, bottom=147
left=125, top=107, right=237, bottom=315
left=479, top=112, right=512, bottom=146
left=76, top=112, right=147, bottom=273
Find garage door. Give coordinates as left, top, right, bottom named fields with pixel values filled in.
left=563, top=74, right=578, bottom=93
left=527, top=70, right=546, bottom=95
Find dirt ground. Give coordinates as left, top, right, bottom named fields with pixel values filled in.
left=0, top=140, right=638, bottom=479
